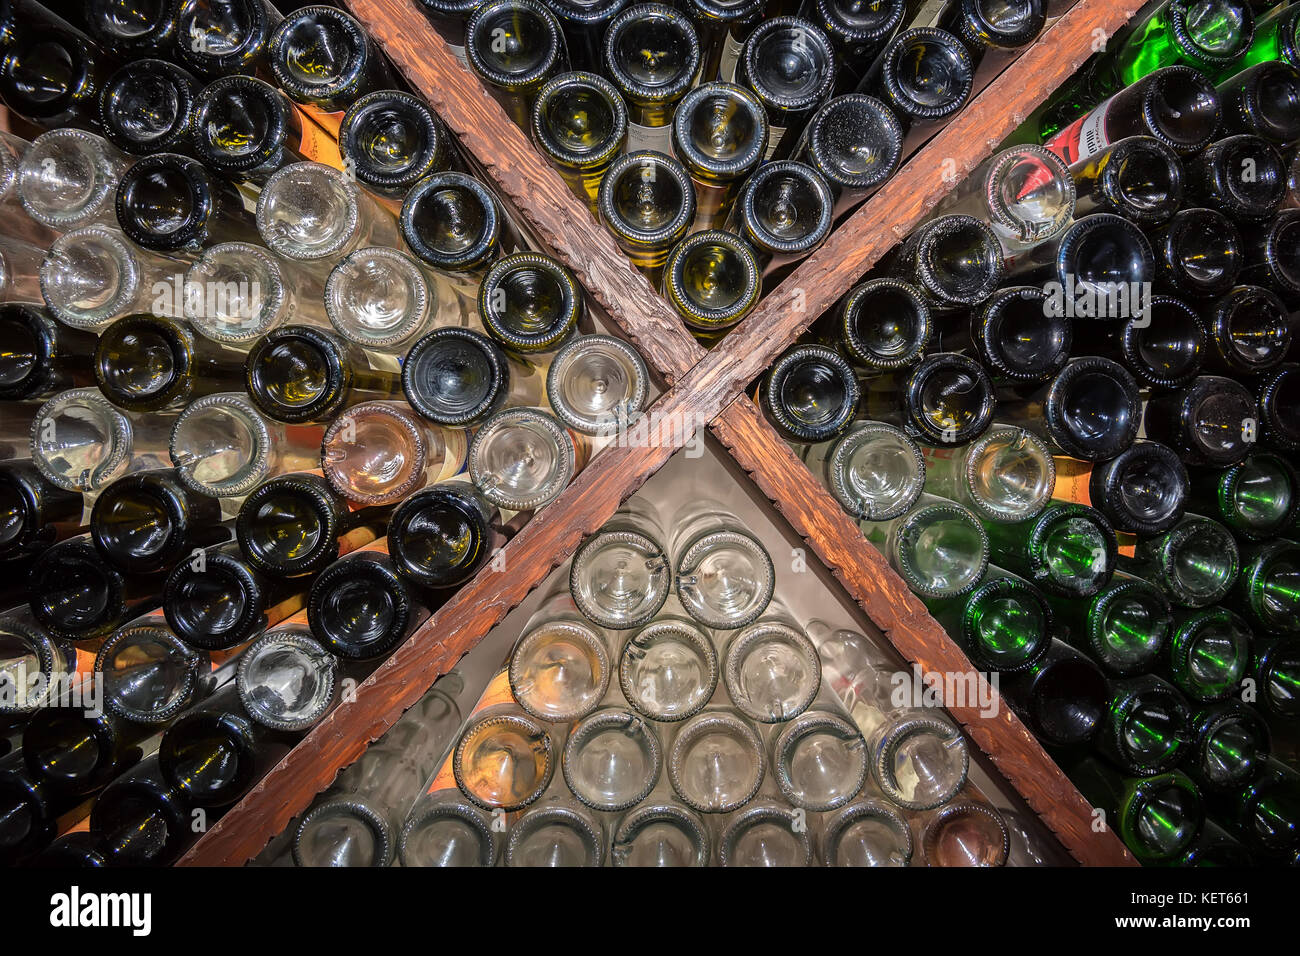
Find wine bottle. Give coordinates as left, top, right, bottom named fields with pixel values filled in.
left=245, top=324, right=403, bottom=424
left=94, top=314, right=248, bottom=413
left=465, top=0, right=566, bottom=128
left=1217, top=60, right=1300, bottom=144
left=1218, top=757, right=1300, bottom=858
left=1186, top=700, right=1269, bottom=792
left=954, top=286, right=1071, bottom=385
left=889, top=214, right=1004, bottom=309
left=1097, top=674, right=1191, bottom=776
left=1048, top=571, right=1172, bottom=676
left=683, top=0, right=762, bottom=82
left=269, top=5, right=397, bottom=125
left=0, top=234, right=44, bottom=305
left=0, top=8, right=117, bottom=129
left=400, top=171, right=504, bottom=282
left=1000, top=637, right=1109, bottom=745
left=602, top=3, right=700, bottom=155
left=1254, top=362, right=1299, bottom=451
left=617, top=608, right=717, bottom=721
left=89, top=467, right=227, bottom=575
left=21, top=707, right=147, bottom=796
left=1143, top=374, right=1257, bottom=467
left=164, top=541, right=311, bottom=650
left=986, top=499, right=1117, bottom=598
left=29, top=386, right=176, bottom=493
left=803, top=420, right=926, bottom=521
left=27, top=534, right=161, bottom=642
left=921, top=425, right=1055, bottom=523
left=736, top=17, right=836, bottom=160
left=546, top=333, right=649, bottom=435
left=0, top=305, right=95, bottom=401
left=1073, top=440, right=1190, bottom=536
left=727, top=160, right=834, bottom=276
left=1238, top=209, right=1300, bottom=297
left=84, top=0, right=180, bottom=57
left=1251, top=634, right=1300, bottom=719
left=758, top=343, right=860, bottom=445
left=609, top=799, right=711, bottom=867
left=802, top=0, right=905, bottom=90
left=1189, top=134, right=1287, bottom=221
left=468, top=406, right=579, bottom=511
left=477, top=251, right=581, bottom=356
left=0, top=459, right=83, bottom=561
left=97, top=59, right=199, bottom=156
left=386, top=480, right=504, bottom=589
left=1044, top=66, right=1221, bottom=165
left=503, top=795, right=605, bottom=866
left=1177, top=821, right=1253, bottom=866
left=183, top=241, right=328, bottom=346
left=1147, top=207, right=1243, bottom=300
left=819, top=798, right=913, bottom=867
left=919, top=800, right=1010, bottom=867
left=672, top=82, right=768, bottom=230
left=940, top=0, right=1045, bottom=52
left=1203, top=285, right=1291, bottom=375
left=794, top=93, right=903, bottom=218
left=237, top=471, right=390, bottom=578
left=860, top=27, right=974, bottom=137
left=256, top=161, right=401, bottom=262
left=862, top=493, right=989, bottom=599
left=997, top=357, right=1142, bottom=462
left=505, top=589, right=611, bottom=724
left=717, top=799, right=814, bottom=866
left=1236, top=0, right=1300, bottom=72
left=338, top=91, right=454, bottom=201
left=453, top=693, right=555, bottom=811
left=88, top=755, right=193, bottom=865
left=1070, top=295, right=1205, bottom=390
left=860, top=351, right=996, bottom=446
left=662, top=229, right=760, bottom=338
left=1235, top=537, right=1300, bottom=634
left=665, top=707, right=765, bottom=812
left=530, top=71, right=627, bottom=213
left=1068, top=135, right=1184, bottom=225
left=668, top=499, right=774, bottom=629
left=597, top=150, right=697, bottom=284
left=1108, top=0, right=1255, bottom=87
left=837, top=278, right=931, bottom=373
left=175, top=0, right=283, bottom=78
left=1119, top=514, right=1240, bottom=609
left=937, top=145, right=1075, bottom=253
left=1165, top=605, right=1253, bottom=702
left=544, top=0, right=629, bottom=74
left=0, top=752, right=89, bottom=865
left=321, top=401, right=468, bottom=507
left=18, top=129, right=130, bottom=230
left=1188, top=451, right=1297, bottom=541
left=193, top=75, right=343, bottom=184
left=1069, top=757, right=1203, bottom=862
left=401, top=326, right=524, bottom=428
left=40, top=226, right=191, bottom=333
left=0, top=609, right=98, bottom=715
left=236, top=622, right=337, bottom=731
left=416, top=0, right=483, bottom=67
left=562, top=706, right=664, bottom=812
left=722, top=611, right=822, bottom=722
left=568, top=499, right=670, bottom=629
left=116, top=153, right=259, bottom=252
left=169, top=391, right=324, bottom=498
left=923, top=565, right=1053, bottom=673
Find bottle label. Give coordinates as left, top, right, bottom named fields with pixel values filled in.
left=626, top=120, right=674, bottom=157
left=719, top=30, right=745, bottom=83
left=298, top=103, right=345, bottom=140
left=1044, top=95, right=1113, bottom=165
left=1052, top=455, right=1136, bottom=556
left=294, top=106, right=345, bottom=172
left=765, top=125, right=787, bottom=160
left=434, top=427, right=470, bottom=483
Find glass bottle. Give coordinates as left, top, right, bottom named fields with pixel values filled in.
left=386, top=480, right=505, bottom=589
left=503, top=794, right=604, bottom=866
left=508, top=589, right=610, bottom=721
left=802, top=420, right=926, bottom=522
left=1164, top=606, right=1253, bottom=702
left=1188, top=134, right=1286, bottom=221
left=0, top=459, right=83, bottom=562
left=1188, top=451, right=1296, bottom=541
left=1047, top=571, right=1172, bottom=677
left=477, top=251, right=581, bottom=357
left=794, top=93, right=903, bottom=218
left=958, top=287, right=1071, bottom=386
left=1148, top=207, right=1242, bottom=298
left=925, top=566, right=1054, bottom=673
left=1068, top=135, right=1184, bottom=225
left=1003, top=213, right=1155, bottom=314
left=175, top=0, right=283, bottom=77
left=1202, top=284, right=1291, bottom=375
left=997, top=356, right=1143, bottom=462
left=400, top=171, right=506, bottom=289
left=1069, top=758, right=1203, bottom=862
left=728, top=160, right=834, bottom=276
left=1186, top=700, right=1269, bottom=792
left=610, top=798, right=711, bottom=867
left=0, top=234, right=42, bottom=305
left=89, top=467, right=227, bottom=576
left=1109, top=0, right=1255, bottom=86
left=562, top=706, right=663, bottom=812
left=736, top=17, right=836, bottom=160
left=863, top=493, right=989, bottom=600
left=453, top=694, right=555, bottom=812
left=183, top=241, right=329, bottom=346
left=546, top=333, right=649, bottom=436
left=1254, top=361, right=1299, bottom=451
left=665, top=706, right=765, bottom=813
left=662, top=229, right=760, bottom=339
left=308, top=545, right=431, bottom=660
left=0, top=609, right=98, bottom=715
left=1235, top=538, right=1300, bottom=634
left=1216, top=757, right=1300, bottom=858
left=97, top=58, right=200, bottom=156
left=256, top=161, right=401, bottom=263
left=683, top=0, right=764, bottom=82
left=1000, top=637, right=1110, bottom=745
left=236, top=623, right=338, bottom=732
left=1096, top=674, right=1191, bottom=776
left=115, top=153, right=260, bottom=252
left=723, top=611, right=822, bottom=723
left=819, top=797, right=913, bottom=866
left=717, top=799, right=814, bottom=866
left=20, top=706, right=148, bottom=797
left=469, top=406, right=578, bottom=512
left=465, top=0, right=567, bottom=129
left=544, top=0, right=630, bottom=75
left=1217, top=60, right=1300, bottom=144
left=0, top=8, right=116, bottom=129
left=597, top=150, right=697, bottom=285
left=0, top=305, right=95, bottom=401
left=321, top=401, right=468, bottom=507
left=602, top=3, right=701, bottom=155
left=18, top=129, right=130, bottom=231
left=402, top=327, right=530, bottom=428
left=859, top=351, right=996, bottom=447
left=889, top=214, right=1004, bottom=309
left=1251, top=634, right=1300, bottom=719
left=938, top=145, right=1075, bottom=254
left=87, top=756, right=194, bottom=866
left=400, top=786, right=500, bottom=868
left=836, top=278, right=931, bottom=374
left=569, top=499, right=671, bottom=629
left=940, top=0, right=1045, bottom=51
left=617, top=608, right=718, bottom=721
left=338, top=91, right=454, bottom=201
left=919, top=800, right=1010, bottom=867
left=84, top=0, right=181, bottom=57
left=860, top=27, right=974, bottom=137
left=668, top=499, right=774, bottom=630
left=1143, top=374, right=1257, bottom=467
left=1238, top=209, right=1300, bottom=297
left=30, top=386, right=175, bottom=493
left=1120, top=514, right=1240, bottom=608
left=984, top=499, right=1117, bottom=599
left=671, top=82, right=768, bottom=230
left=1236, top=1, right=1300, bottom=72
left=93, top=313, right=248, bottom=413
left=921, top=426, right=1054, bottom=525
left=803, top=0, right=906, bottom=89
left=1069, top=295, right=1205, bottom=390
left=758, top=344, right=860, bottom=445
left=530, top=71, right=627, bottom=213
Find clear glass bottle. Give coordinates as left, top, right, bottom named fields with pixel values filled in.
left=569, top=499, right=672, bottom=629
left=819, top=797, right=914, bottom=866
left=256, top=161, right=401, bottom=263
left=597, top=150, right=697, bottom=284
left=530, top=71, right=628, bottom=213
left=771, top=708, right=867, bottom=811
left=184, top=241, right=329, bottom=346
left=937, top=145, right=1075, bottom=254
left=325, top=246, right=457, bottom=353
left=668, top=498, right=774, bottom=630
left=453, top=696, right=555, bottom=812
left=546, top=333, right=649, bottom=436
left=562, top=706, right=663, bottom=811
left=236, top=623, right=338, bottom=732
left=602, top=3, right=701, bottom=155
left=18, top=129, right=131, bottom=231
left=672, top=82, right=768, bottom=230
left=30, top=386, right=175, bottom=493
left=803, top=421, right=926, bottom=522
left=509, top=590, right=611, bottom=722
left=503, top=794, right=605, bottom=866
left=717, top=799, right=813, bottom=866
left=617, top=608, right=719, bottom=721
left=862, top=493, right=989, bottom=600
left=723, top=612, right=822, bottom=722
left=321, top=401, right=468, bottom=507
left=469, top=406, right=578, bottom=512
left=0, top=610, right=97, bottom=716
left=0, top=235, right=44, bottom=305
left=919, top=426, right=1055, bottom=524
left=919, top=800, right=1010, bottom=867
left=610, top=798, right=711, bottom=867
left=666, top=706, right=766, bottom=813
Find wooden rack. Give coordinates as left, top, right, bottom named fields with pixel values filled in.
left=181, top=0, right=1143, bottom=866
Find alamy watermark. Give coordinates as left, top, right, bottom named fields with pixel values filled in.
left=0, top=666, right=104, bottom=716
left=151, top=275, right=263, bottom=326
left=890, top=664, right=1000, bottom=719
left=596, top=408, right=709, bottom=458
left=1042, top=276, right=1153, bottom=323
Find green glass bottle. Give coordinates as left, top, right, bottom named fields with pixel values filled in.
left=1112, top=0, right=1255, bottom=87
left=1186, top=701, right=1269, bottom=794
left=861, top=493, right=988, bottom=600
left=1118, top=515, right=1240, bottom=608
left=984, top=500, right=1117, bottom=599
left=1235, top=538, right=1300, bottom=634
left=1219, top=757, right=1300, bottom=858
left=1187, top=452, right=1297, bottom=542
left=1048, top=572, right=1172, bottom=677
left=1235, top=2, right=1300, bottom=73
left=922, top=566, right=1052, bottom=673
left=1251, top=634, right=1300, bottom=719
left=1070, top=757, right=1203, bottom=863
left=1166, top=606, right=1253, bottom=703
left=1177, top=820, right=1254, bottom=866
left=1096, top=675, right=1191, bottom=776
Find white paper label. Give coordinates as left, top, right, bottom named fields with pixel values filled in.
left=626, top=121, right=674, bottom=157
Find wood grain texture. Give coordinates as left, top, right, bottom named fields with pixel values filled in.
left=710, top=398, right=1138, bottom=867
left=692, top=0, right=1143, bottom=398
left=347, top=0, right=706, bottom=385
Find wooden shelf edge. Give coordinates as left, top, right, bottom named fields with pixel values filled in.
left=710, top=398, right=1138, bottom=867
left=347, top=0, right=706, bottom=386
